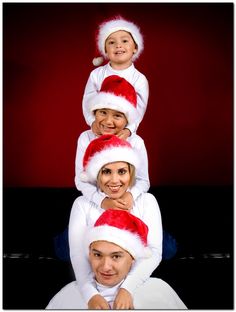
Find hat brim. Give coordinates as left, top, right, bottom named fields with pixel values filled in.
left=80, top=145, right=139, bottom=183
left=86, top=224, right=150, bottom=259
left=98, top=19, right=144, bottom=61
left=89, top=92, right=138, bottom=127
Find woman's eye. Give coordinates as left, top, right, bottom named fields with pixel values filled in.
left=118, top=169, right=127, bottom=175
left=101, top=168, right=111, bottom=175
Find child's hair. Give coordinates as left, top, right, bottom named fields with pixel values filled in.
left=93, top=15, right=144, bottom=66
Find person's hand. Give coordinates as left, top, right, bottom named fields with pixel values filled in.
left=113, top=288, right=134, bottom=309
left=121, top=192, right=133, bottom=210
left=101, top=198, right=129, bottom=210
left=116, top=128, right=131, bottom=140
left=88, top=294, right=110, bottom=309
left=101, top=192, right=133, bottom=211
left=91, top=121, right=102, bottom=136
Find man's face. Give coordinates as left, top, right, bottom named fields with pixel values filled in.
left=89, top=240, right=134, bottom=287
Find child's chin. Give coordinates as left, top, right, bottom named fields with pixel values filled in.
left=101, top=130, right=117, bottom=135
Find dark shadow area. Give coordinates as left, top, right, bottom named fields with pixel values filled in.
left=3, top=186, right=233, bottom=309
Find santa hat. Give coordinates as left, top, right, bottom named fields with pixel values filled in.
left=86, top=209, right=151, bottom=259
left=80, top=134, right=139, bottom=183
left=93, top=16, right=144, bottom=66
left=88, top=75, right=138, bottom=126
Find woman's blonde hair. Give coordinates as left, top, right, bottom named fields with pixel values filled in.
left=97, top=162, right=136, bottom=191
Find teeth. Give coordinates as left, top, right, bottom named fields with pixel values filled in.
left=109, top=186, right=120, bottom=191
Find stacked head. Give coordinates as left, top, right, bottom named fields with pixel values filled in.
left=93, top=16, right=144, bottom=66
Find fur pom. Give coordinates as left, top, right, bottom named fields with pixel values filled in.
left=80, top=171, right=89, bottom=182
left=92, top=56, right=104, bottom=66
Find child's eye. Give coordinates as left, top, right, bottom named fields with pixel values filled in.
left=108, top=40, right=115, bottom=45
left=114, top=114, right=123, bottom=119
left=98, top=110, right=106, bottom=116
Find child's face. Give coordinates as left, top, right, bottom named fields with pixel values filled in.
left=94, top=108, right=128, bottom=135
left=105, top=30, right=137, bottom=68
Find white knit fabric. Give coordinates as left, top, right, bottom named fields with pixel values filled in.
left=46, top=278, right=187, bottom=309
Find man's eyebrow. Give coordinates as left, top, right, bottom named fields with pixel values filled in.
left=91, top=248, right=124, bottom=256
left=110, top=251, right=124, bottom=256
left=91, top=248, right=101, bottom=253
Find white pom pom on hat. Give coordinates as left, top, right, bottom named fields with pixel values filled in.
left=92, top=56, right=104, bottom=67
left=92, top=16, right=144, bottom=66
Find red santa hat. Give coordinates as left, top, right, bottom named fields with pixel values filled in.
left=80, top=134, right=139, bottom=183
left=86, top=209, right=151, bottom=259
left=88, top=75, right=138, bottom=126
left=93, top=16, right=144, bottom=66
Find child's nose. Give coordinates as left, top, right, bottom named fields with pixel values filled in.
left=115, top=41, right=122, bottom=48
left=104, top=114, right=113, bottom=124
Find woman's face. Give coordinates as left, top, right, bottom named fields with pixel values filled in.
left=98, top=162, right=131, bottom=199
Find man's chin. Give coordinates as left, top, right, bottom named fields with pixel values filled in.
left=97, top=276, right=119, bottom=287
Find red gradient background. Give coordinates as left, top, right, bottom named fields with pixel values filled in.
left=3, top=3, right=233, bottom=187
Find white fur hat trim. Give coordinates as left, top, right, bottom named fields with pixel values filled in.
left=98, top=18, right=144, bottom=61
left=88, top=92, right=138, bottom=126
left=80, top=146, right=139, bottom=183
left=86, top=225, right=151, bottom=259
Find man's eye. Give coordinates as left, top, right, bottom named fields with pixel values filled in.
left=94, top=252, right=101, bottom=258
left=112, top=255, right=121, bottom=260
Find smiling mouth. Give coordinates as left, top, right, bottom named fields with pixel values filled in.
left=102, top=125, right=115, bottom=131
left=99, top=272, right=116, bottom=282
left=101, top=272, right=114, bottom=277
left=108, top=186, right=121, bottom=192
left=115, top=51, right=125, bottom=55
